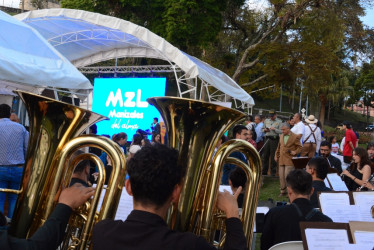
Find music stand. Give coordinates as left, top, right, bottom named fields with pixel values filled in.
left=300, top=222, right=353, bottom=250
left=291, top=157, right=310, bottom=169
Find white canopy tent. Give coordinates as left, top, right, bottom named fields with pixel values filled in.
left=15, top=8, right=254, bottom=109
left=0, top=10, right=92, bottom=98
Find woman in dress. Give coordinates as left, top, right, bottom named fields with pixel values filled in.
left=342, top=147, right=372, bottom=191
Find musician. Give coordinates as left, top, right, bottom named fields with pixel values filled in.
left=342, top=147, right=372, bottom=191
left=319, top=141, right=342, bottom=175
left=92, top=144, right=247, bottom=250
left=151, top=117, right=160, bottom=141
left=222, top=125, right=248, bottom=185
left=229, top=167, right=247, bottom=208
left=305, top=157, right=331, bottom=208
left=0, top=184, right=94, bottom=250
left=261, top=169, right=332, bottom=250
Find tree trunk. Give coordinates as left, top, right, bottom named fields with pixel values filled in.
left=327, top=100, right=331, bottom=121
left=292, top=88, right=295, bottom=110
left=319, top=95, right=327, bottom=127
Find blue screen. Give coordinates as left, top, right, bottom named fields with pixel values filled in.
left=92, top=78, right=166, bottom=139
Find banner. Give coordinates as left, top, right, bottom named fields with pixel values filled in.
left=92, top=78, right=166, bottom=139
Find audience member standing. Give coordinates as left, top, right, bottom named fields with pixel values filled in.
left=301, top=115, right=321, bottom=158
left=290, top=113, right=305, bottom=144
left=261, top=111, right=282, bottom=176
left=261, top=170, right=332, bottom=250
left=275, top=123, right=302, bottom=196
left=245, top=115, right=256, bottom=131
left=305, top=157, right=331, bottom=208
left=368, top=142, right=374, bottom=164
left=254, top=115, right=264, bottom=151
left=128, top=134, right=142, bottom=160
left=0, top=104, right=29, bottom=219
left=342, top=121, right=357, bottom=164
left=151, top=117, right=160, bottom=141
left=319, top=141, right=343, bottom=174
left=329, top=136, right=340, bottom=155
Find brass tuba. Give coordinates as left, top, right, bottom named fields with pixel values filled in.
left=147, top=97, right=262, bottom=248
left=1, top=91, right=126, bottom=249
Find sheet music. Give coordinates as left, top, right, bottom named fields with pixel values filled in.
left=94, top=185, right=133, bottom=221
left=344, top=244, right=374, bottom=250
left=353, top=192, right=374, bottom=222
left=324, top=178, right=331, bottom=189
left=322, top=205, right=362, bottom=223
left=219, top=185, right=232, bottom=193
left=354, top=231, right=374, bottom=245
left=327, top=173, right=349, bottom=191
left=305, top=228, right=349, bottom=250
left=319, top=192, right=350, bottom=212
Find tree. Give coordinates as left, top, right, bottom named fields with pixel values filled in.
left=61, top=0, right=231, bottom=51
left=355, top=61, right=374, bottom=123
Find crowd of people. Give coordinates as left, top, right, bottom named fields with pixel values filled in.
left=1, top=100, right=374, bottom=250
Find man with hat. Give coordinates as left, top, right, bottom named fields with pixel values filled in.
left=261, top=110, right=282, bottom=176
left=301, top=115, right=321, bottom=158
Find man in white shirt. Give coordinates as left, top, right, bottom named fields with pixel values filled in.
left=290, top=113, right=305, bottom=144
left=301, top=115, right=321, bottom=158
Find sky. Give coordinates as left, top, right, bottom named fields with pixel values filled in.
left=361, top=7, right=374, bottom=28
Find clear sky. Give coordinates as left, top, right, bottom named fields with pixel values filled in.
left=361, top=7, right=374, bottom=28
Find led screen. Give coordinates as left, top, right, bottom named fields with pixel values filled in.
left=92, top=78, right=166, bottom=140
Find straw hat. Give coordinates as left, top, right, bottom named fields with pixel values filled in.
left=305, top=115, right=318, bottom=124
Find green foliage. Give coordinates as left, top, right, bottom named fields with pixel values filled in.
left=61, top=0, right=231, bottom=52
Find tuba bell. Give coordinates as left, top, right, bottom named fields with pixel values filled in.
left=1, top=91, right=126, bottom=249
left=147, top=97, right=262, bottom=248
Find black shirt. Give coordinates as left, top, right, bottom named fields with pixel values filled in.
left=261, top=198, right=332, bottom=250
left=93, top=209, right=247, bottom=250
left=0, top=203, right=72, bottom=250
left=310, top=180, right=331, bottom=208
left=70, top=177, right=90, bottom=187
left=327, top=154, right=342, bottom=175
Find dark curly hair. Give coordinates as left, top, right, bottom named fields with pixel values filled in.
left=0, top=104, right=11, bottom=119
left=229, top=167, right=247, bottom=189
left=127, top=144, right=186, bottom=208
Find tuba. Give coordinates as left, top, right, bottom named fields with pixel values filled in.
left=147, top=97, right=262, bottom=248
left=1, top=91, right=126, bottom=249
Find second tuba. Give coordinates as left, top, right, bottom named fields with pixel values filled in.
left=147, top=97, right=261, bottom=248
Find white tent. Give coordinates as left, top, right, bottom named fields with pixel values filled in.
left=15, top=8, right=254, bottom=108
left=0, top=10, right=92, bottom=95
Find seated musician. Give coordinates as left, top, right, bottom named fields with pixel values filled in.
left=229, top=167, right=247, bottom=208
left=92, top=144, right=247, bottom=250
left=69, top=150, right=91, bottom=187
left=305, top=157, right=331, bottom=208
left=261, top=169, right=332, bottom=250
left=0, top=184, right=94, bottom=250
left=319, top=141, right=342, bottom=174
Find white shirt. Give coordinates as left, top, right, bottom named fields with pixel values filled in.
left=303, top=123, right=322, bottom=152
left=291, top=121, right=305, bottom=144
left=340, top=137, right=345, bottom=152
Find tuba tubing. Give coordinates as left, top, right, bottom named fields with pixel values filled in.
left=204, top=139, right=262, bottom=248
